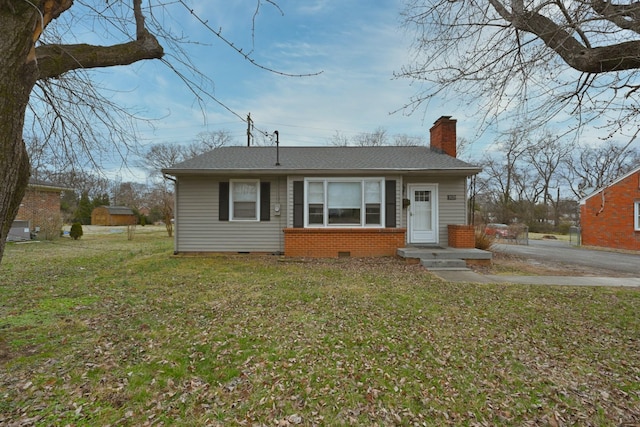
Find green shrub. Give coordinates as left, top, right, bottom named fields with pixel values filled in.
left=528, top=222, right=554, bottom=234
left=70, top=222, right=83, bottom=240
left=557, top=222, right=572, bottom=235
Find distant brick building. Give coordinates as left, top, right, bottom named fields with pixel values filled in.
left=91, top=206, right=137, bottom=226
left=13, top=179, right=69, bottom=240
left=579, top=166, right=640, bottom=251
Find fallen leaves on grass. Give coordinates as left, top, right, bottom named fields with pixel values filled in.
left=1, top=237, right=639, bottom=425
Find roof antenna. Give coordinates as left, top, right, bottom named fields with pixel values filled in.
left=274, top=130, right=280, bottom=166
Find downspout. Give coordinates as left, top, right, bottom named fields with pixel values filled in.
left=274, top=131, right=282, bottom=255
left=163, top=173, right=178, bottom=254
left=278, top=175, right=283, bottom=255
left=465, top=176, right=469, bottom=225
left=596, top=190, right=606, bottom=216
left=469, top=175, right=476, bottom=226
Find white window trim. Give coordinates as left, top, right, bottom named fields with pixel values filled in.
left=230, top=179, right=260, bottom=222
left=303, top=177, right=385, bottom=228
left=635, top=201, right=640, bottom=231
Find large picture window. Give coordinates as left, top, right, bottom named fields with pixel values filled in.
left=230, top=180, right=259, bottom=221
left=304, top=178, right=384, bottom=227
left=635, top=201, right=640, bottom=231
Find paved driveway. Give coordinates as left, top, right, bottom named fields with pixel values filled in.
left=433, top=239, right=640, bottom=286
left=492, top=239, right=640, bottom=276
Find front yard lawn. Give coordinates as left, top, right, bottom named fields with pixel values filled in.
left=1, top=231, right=639, bottom=425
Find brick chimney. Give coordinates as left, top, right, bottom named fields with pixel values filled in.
left=430, top=116, right=457, bottom=158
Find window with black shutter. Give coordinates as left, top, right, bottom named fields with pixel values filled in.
left=220, top=180, right=268, bottom=221
left=293, top=181, right=304, bottom=228
left=385, top=180, right=396, bottom=228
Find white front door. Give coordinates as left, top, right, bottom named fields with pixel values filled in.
left=407, top=184, right=438, bottom=244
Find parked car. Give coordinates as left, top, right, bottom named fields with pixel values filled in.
left=484, top=223, right=517, bottom=239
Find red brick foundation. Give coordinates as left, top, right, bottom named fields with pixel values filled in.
left=283, top=228, right=407, bottom=257
left=448, top=224, right=475, bottom=248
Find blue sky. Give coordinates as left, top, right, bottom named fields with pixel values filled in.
left=39, top=0, right=637, bottom=182
left=99, top=1, right=486, bottom=170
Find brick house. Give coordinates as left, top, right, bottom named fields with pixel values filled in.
left=12, top=179, right=69, bottom=240
left=579, top=165, right=640, bottom=251
left=162, top=116, right=481, bottom=257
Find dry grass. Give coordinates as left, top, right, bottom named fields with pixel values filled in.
left=474, top=228, right=494, bottom=251
left=1, top=232, right=639, bottom=426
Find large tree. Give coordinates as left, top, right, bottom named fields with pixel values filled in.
left=0, top=0, right=162, bottom=262
left=563, top=140, right=640, bottom=197
left=0, top=1, right=303, bottom=263
left=398, top=0, right=640, bottom=139
left=476, top=124, right=639, bottom=226
left=329, top=127, right=425, bottom=146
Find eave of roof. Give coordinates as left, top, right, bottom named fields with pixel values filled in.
left=161, top=146, right=482, bottom=177
left=162, top=167, right=482, bottom=176
left=578, top=164, right=640, bottom=203
left=28, top=183, right=72, bottom=192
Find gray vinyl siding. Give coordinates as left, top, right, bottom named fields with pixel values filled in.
left=173, top=173, right=468, bottom=252
left=402, top=175, right=468, bottom=245
left=175, top=176, right=287, bottom=253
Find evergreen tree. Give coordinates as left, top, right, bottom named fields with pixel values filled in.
left=69, top=222, right=83, bottom=240
left=92, top=193, right=110, bottom=208
left=74, top=191, right=93, bottom=225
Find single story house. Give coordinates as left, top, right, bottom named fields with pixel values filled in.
left=91, top=206, right=137, bottom=226
left=579, top=165, right=640, bottom=251
left=162, top=116, right=481, bottom=257
left=10, top=179, right=69, bottom=241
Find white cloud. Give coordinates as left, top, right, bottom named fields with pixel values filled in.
left=296, top=1, right=333, bottom=15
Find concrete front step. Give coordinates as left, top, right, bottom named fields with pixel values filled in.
left=420, top=258, right=468, bottom=270
left=398, top=246, right=492, bottom=271
left=397, top=247, right=492, bottom=261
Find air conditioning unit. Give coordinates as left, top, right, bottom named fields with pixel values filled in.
left=7, top=220, right=30, bottom=242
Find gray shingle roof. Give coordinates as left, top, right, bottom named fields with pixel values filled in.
left=102, top=206, right=135, bottom=215
left=163, top=146, right=480, bottom=175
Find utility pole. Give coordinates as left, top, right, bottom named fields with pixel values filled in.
left=247, top=113, right=253, bottom=147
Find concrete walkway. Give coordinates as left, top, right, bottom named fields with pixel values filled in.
left=432, top=269, right=640, bottom=287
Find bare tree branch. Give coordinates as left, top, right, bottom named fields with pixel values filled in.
left=177, top=0, right=322, bottom=78
left=399, top=0, right=640, bottom=138
left=36, top=0, right=163, bottom=78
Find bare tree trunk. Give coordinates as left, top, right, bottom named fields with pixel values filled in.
left=0, top=6, right=39, bottom=262
left=163, top=186, right=174, bottom=238
left=0, top=1, right=163, bottom=264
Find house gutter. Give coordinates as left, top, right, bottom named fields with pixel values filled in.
left=28, top=184, right=72, bottom=192
left=161, top=167, right=482, bottom=177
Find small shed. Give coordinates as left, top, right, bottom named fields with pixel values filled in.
left=91, top=206, right=137, bottom=226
